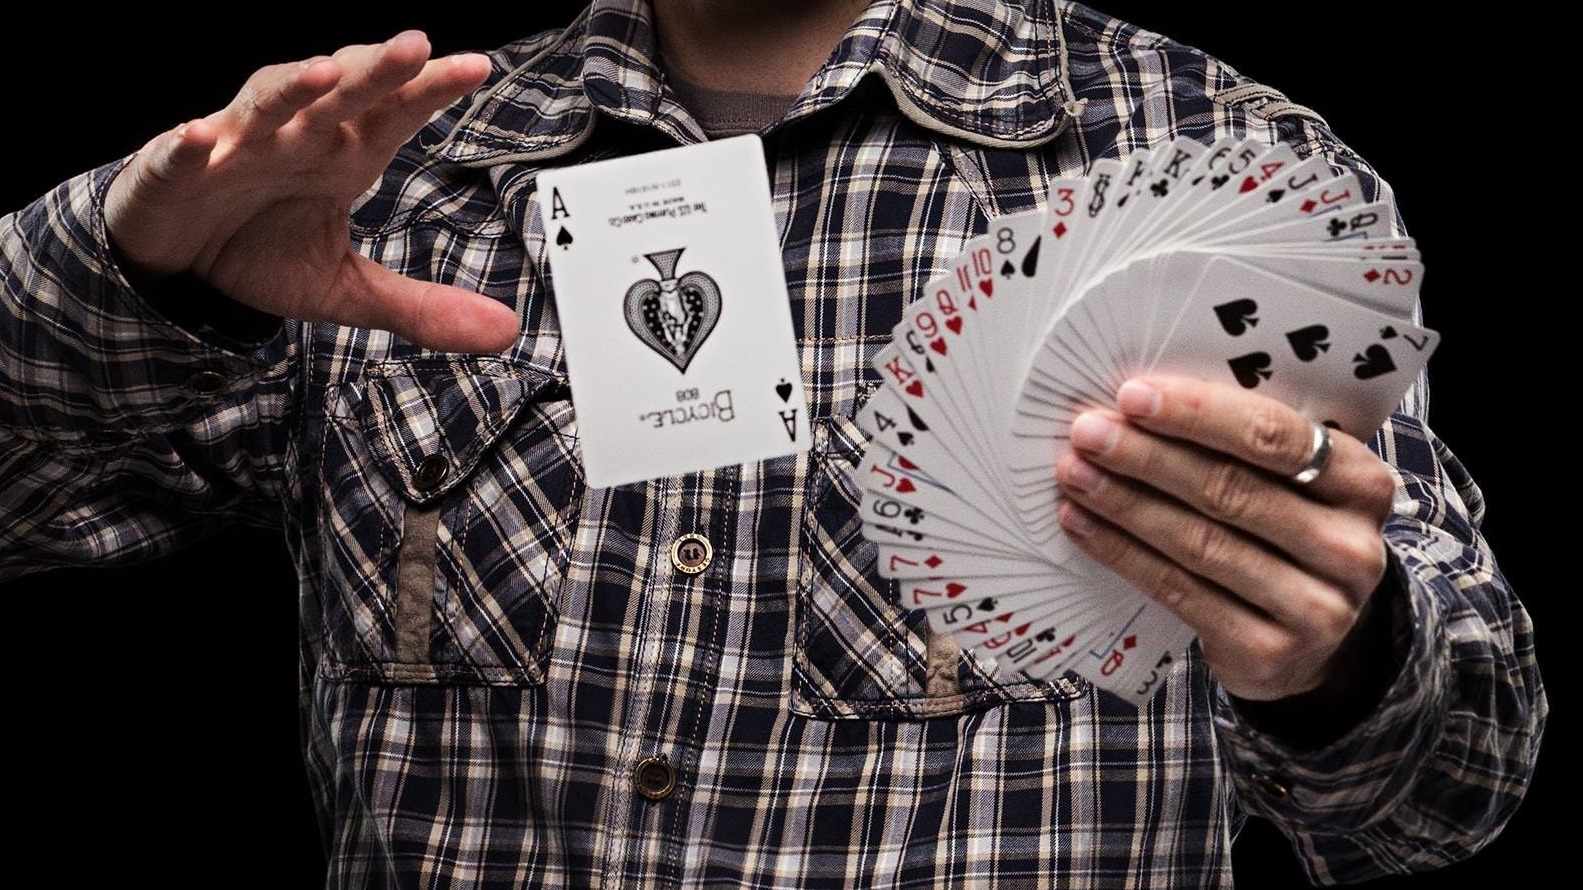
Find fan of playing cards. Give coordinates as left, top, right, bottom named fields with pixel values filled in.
left=854, top=135, right=1438, bottom=707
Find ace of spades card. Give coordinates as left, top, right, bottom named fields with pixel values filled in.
left=536, top=135, right=810, bottom=488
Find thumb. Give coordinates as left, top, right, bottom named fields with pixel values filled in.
left=333, top=258, right=521, bottom=353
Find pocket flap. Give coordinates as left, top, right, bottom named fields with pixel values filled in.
left=358, top=357, right=566, bottom=504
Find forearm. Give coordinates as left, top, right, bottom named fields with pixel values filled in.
left=1, top=163, right=294, bottom=577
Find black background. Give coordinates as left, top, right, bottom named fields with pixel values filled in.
left=1, top=4, right=1557, bottom=887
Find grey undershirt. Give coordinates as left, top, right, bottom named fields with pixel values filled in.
left=666, top=73, right=797, bottom=137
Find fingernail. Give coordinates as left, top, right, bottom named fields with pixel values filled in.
left=1117, top=380, right=1160, bottom=418
left=1058, top=455, right=1105, bottom=494
left=1059, top=502, right=1098, bottom=538
left=1069, top=413, right=1120, bottom=453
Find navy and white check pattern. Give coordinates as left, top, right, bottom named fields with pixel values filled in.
left=0, top=2, right=1544, bottom=887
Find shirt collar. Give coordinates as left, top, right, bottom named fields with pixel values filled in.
left=432, top=0, right=1075, bottom=167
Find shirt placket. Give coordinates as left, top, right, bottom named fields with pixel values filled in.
left=597, top=469, right=736, bottom=887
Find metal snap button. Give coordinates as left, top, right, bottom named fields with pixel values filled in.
left=411, top=453, right=450, bottom=492
left=633, top=755, right=676, bottom=801
left=185, top=370, right=228, bottom=396
left=669, top=532, right=712, bottom=574
left=1250, top=772, right=1290, bottom=799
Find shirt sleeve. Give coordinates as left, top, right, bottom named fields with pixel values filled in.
left=1211, top=406, right=1547, bottom=884
left=0, top=160, right=295, bottom=580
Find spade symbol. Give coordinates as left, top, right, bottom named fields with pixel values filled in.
left=1021, top=236, right=1042, bottom=278
left=1212, top=298, right=1259, bottom=336
left=1000, top=259, right=1015, bottom=278
left=1353, top=344, right=1397, bottom=380
left=1035, top=628, right=1056, bottom=643
left=977, top=598, right=998, bottom=612
left=623, top=248, right=722, bottom=373
left=556, top=226, right=575, bottom=249
left=775, top=378, right=794, bottom=402
left=1284, top=325, right=1331, bottom=362
left=1227, top=352, right=1273, bottom=389
left=897, top=432, right=914, bottom=446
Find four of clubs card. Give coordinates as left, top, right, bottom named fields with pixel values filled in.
left=537, top=135, right=810, bottom=489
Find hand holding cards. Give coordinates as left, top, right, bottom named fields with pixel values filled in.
left=858, top=136, right=1439, bottom=707
left=537, top=136, right=810, bottom=489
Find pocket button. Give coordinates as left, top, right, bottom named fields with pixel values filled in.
left=669, top=532, right=712, bottom=575
left=412, top=453, right=450, bottom=492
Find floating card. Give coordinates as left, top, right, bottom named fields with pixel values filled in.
left=537, top=135, right=810, bottom=488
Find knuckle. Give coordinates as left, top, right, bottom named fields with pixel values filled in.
left=1138, top=560, right=1197, bottom=611
left=1306, top=590, right=1359, bottom=642
left=1359, top=465, right=1399, bottom=515
left=1117, top=429, right=1169, bottom=482
left=1238, top=628, right=1298, bottom=681
left=1199, top=462, right=1264, bottom=523
left=233, top=83, right=265, bottom=117
left=1184, top=520, right=1241, bottom=576
left=1309, top=518, right=1389, bottom=593
left=1342, top=537, right=1390, bottom=595
left=1246, top=405, right=1304, bottom=467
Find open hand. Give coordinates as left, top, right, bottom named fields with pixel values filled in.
left=104, top=30, right=518, bottom=353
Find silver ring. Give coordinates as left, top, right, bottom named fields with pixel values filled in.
left=1291, top=422, right=1333, bottom=485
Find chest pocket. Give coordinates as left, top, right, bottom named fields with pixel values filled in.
left=792, top=407, right=1085, bottom=719
left=319, top=357, right=581, bottom=686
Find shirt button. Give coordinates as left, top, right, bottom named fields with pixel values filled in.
left=185, top=370, right=228, bottom=396
left=1250, top=772, right=1290, bottom=799
left=411, top=453, right=450, bottom=492
left=634, top=755, right=677, bottom=801
left=669, top=532, right=713, bottom=574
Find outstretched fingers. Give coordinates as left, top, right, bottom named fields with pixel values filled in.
left=293, top=30, right=492, bottom=144
left=211, top=30, right=486, bottom=151
left=360, top=51, right=494, bottom=148
left=222, top=56, right=345, bottom=144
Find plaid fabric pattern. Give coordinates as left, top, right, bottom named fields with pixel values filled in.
left=0, top=2, right=1544, bottom=887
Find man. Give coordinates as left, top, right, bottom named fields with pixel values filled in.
left=0, top=1, right=1545, bottom=887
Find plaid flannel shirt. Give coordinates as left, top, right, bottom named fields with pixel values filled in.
left=0, top=1, right=1545, bottom=887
